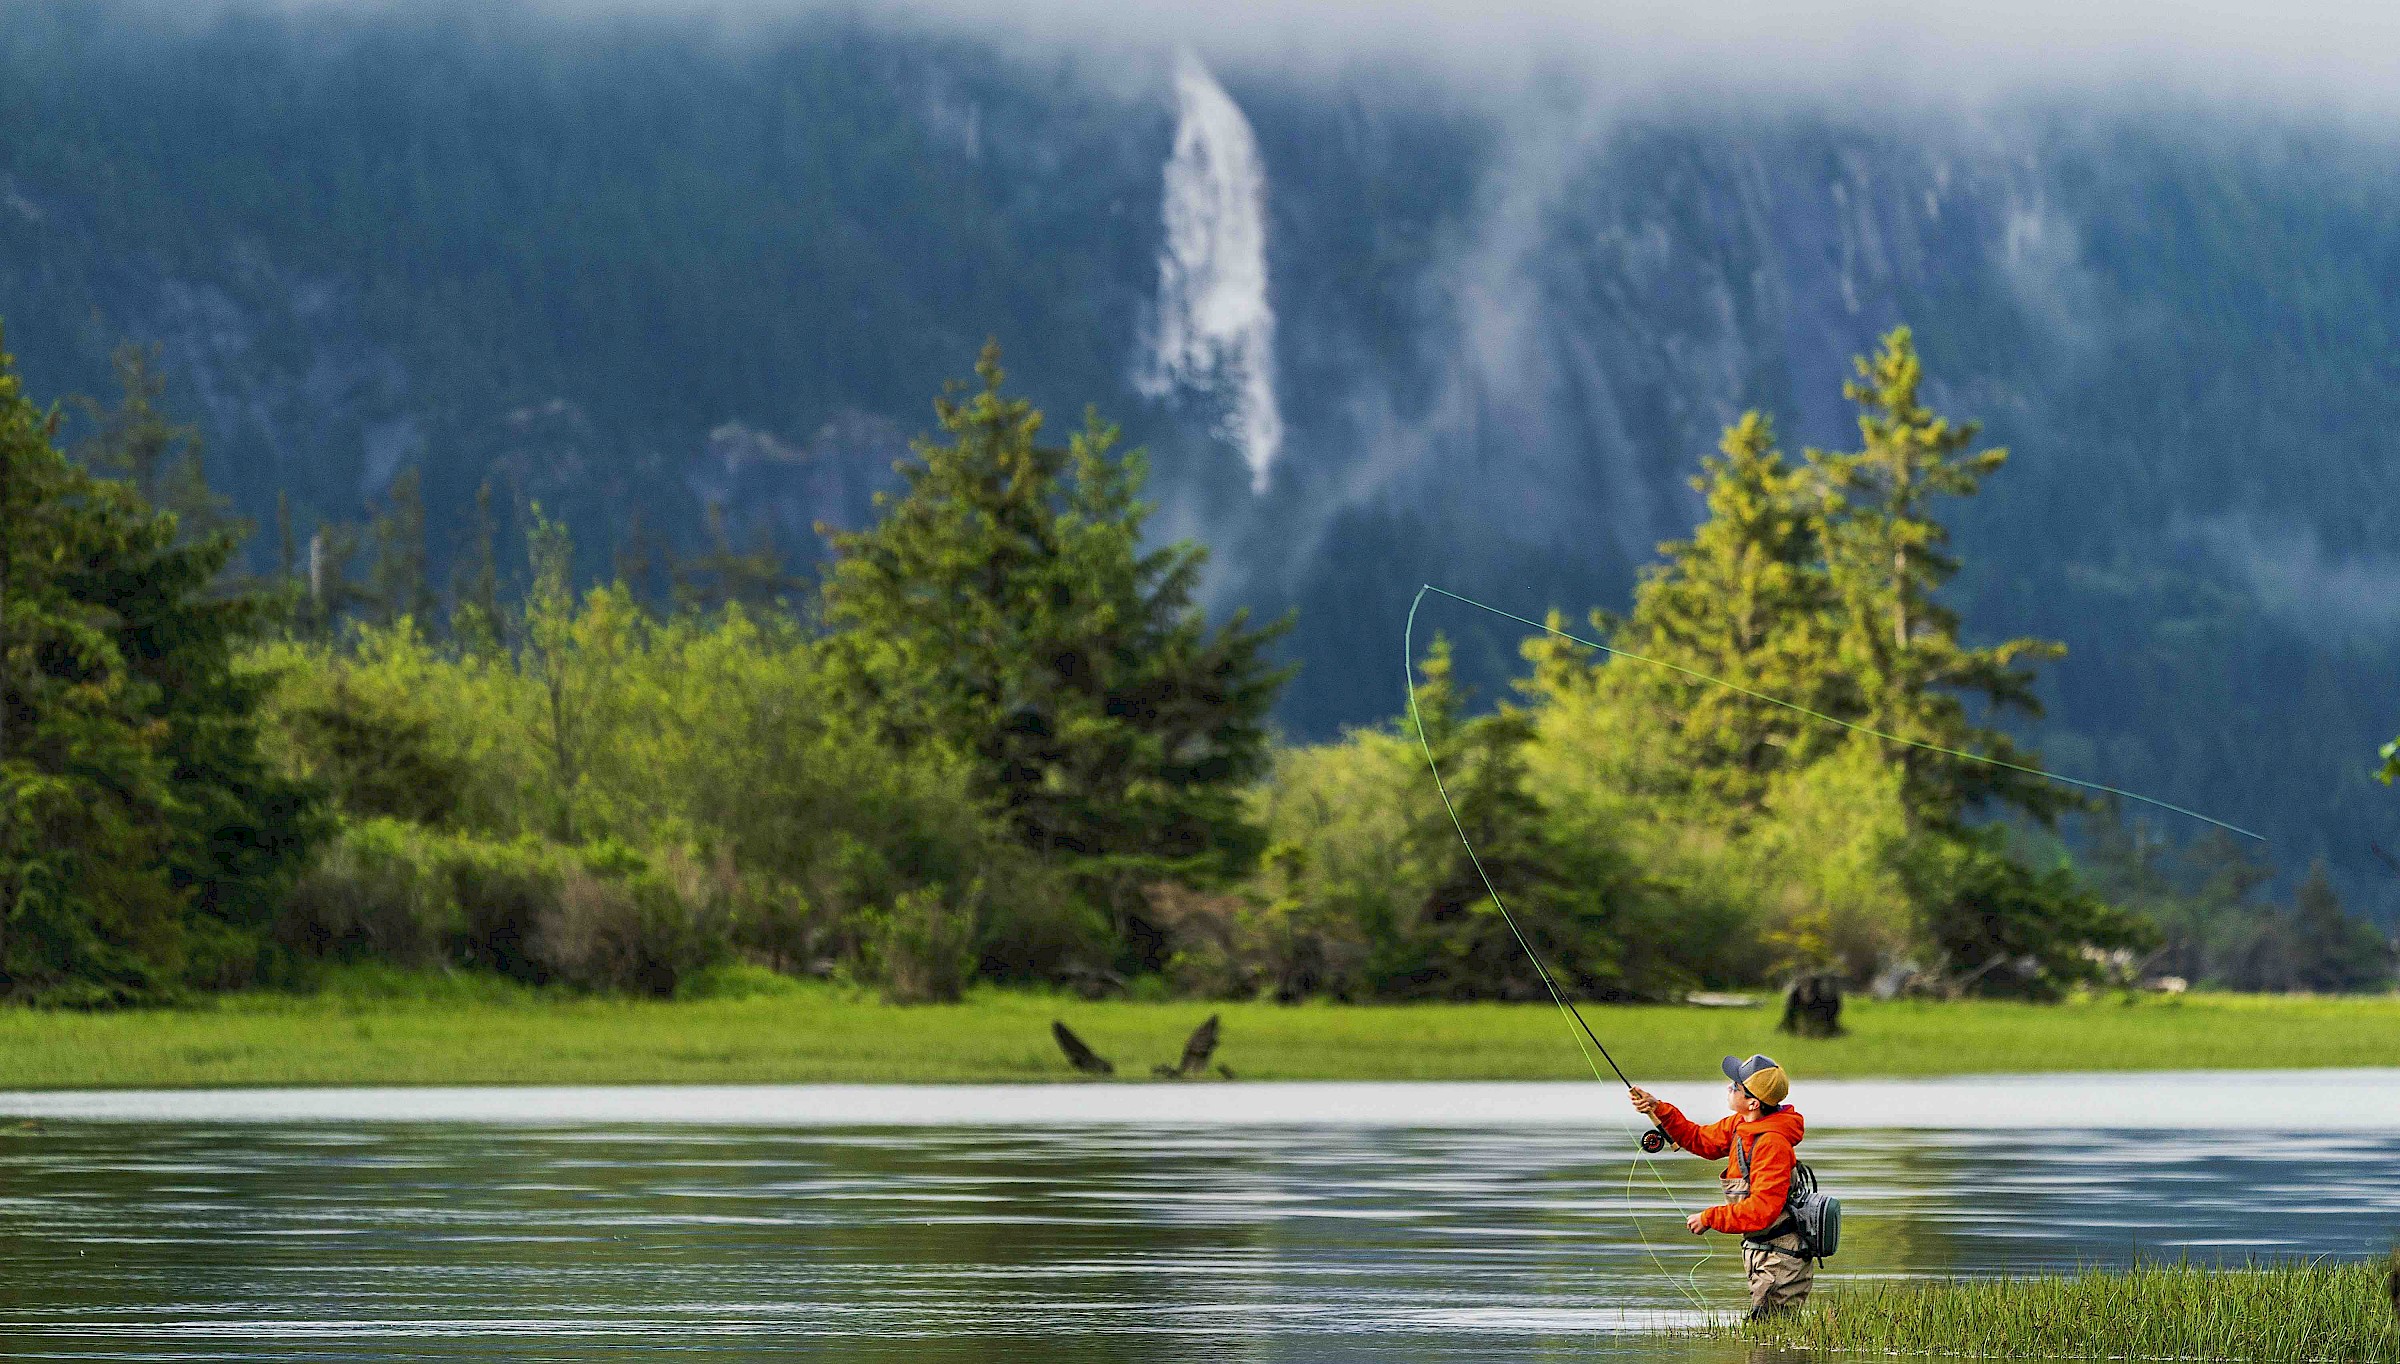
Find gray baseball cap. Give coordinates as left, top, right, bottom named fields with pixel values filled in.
left=1721, top=1053, right=1778, bottom=1083
left=1721, top=1053, right=1788, bottom=1108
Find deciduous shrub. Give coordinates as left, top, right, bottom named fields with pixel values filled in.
left=530, top=848, right=731, bottom=997
left=863, top=886, right=978, bottom=1004
left=278, top=819, right=463, bottom=966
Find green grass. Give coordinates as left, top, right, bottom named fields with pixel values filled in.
left=0, top=970, right=2390, bottom=1088
left=1715, top=1261, right=2400, bottom=1361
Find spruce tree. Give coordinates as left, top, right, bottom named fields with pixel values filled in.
left=671, top=504, right=798, bottom=614
left=1811, top=328, right=2069, bottom=828
left=0, top=326, right=315, bottom=997
left=2289, top=861, right=2391, bottom=993
left=68, top=343, right=245, bottom=557
left=364, top=467, right=436, bottom=628
left=822, top=345, right=1292, bottom=964
left=448, top=480, right=506, bottom=655
left=1606, top=411, right=1845, bottom=814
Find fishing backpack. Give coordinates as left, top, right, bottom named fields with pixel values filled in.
left=1734, top=1134, right=1841, bottom=1262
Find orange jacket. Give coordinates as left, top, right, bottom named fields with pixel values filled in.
left=1650, top=1100, right=1806, bottom=1235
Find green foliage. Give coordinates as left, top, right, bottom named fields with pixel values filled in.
left=860, top=886, right=980, bottom=1005
left=1223, top=635, right=1680, bottom=1002
left=252, top=542, right=1072, bottom=993
left=1605, top=412, right=1846, bottom=814
left=1, top=303, right=2358, bottom=1006
left=1391, top=636, right=1649, bottom=1000
left=1241, top=728, right=1432, bottom=999
left=2290, top=861, right=2392, bottom=993
left=1814, top=328, right=2070, bottom=828
left=0, top=325, right=318, bottom=1002
left=279, top=817, right=480, bottom=968
left=276, top=819, right=734, bottom=997
left=1903, top=827, right=2155, bottom=999
left=2381, top=736, right=2397, bottom=786
left=822, top=345, right=1294, bottom=969
left=267, top=668, right=469, bottom=826
left=1503, top=333, right=2123, bottom=995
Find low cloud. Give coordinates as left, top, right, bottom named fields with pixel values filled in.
left=556, top=0, right=2400, bottom=113
left=211, top=2, right=2400, bottom=113
left=2187, top=514, right=2400, bottom=643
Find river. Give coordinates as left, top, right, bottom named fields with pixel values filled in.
left=0, top=1072, right=2391, bottom=1360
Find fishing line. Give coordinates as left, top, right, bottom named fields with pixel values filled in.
left=1416, top=583, right=2264, bottom=842
left=1403, top=587, right=1719, bottom=1313
left=1402, top=582, right=2263, bottom=1315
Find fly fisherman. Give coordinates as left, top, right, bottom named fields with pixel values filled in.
left=1627, top=1054, right=1811, bottom=1318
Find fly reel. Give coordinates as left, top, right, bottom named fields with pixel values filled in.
left=1638, top=1127, right=1670, bottom=1154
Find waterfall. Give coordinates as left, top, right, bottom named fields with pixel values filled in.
left=1139, top=50, right=1283, bottom=494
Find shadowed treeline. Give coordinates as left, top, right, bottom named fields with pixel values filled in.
left=1, top=322, right=2391, bottom=1006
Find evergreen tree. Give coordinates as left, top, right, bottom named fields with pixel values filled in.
left=1812, top=328, right=2069, bottom=828
left=67, top=343, right=246, bottom=558
left=520, top=507, right=590, bottom=841
left=449, top=480, right=506, bottom=655
left=1401, top=635, right=1634, bottom=999
left=363, top=468, right=436, bottom=628
left=1605, top=411, right=1845, bottom=814
left=2289, top=860, right=2391, bottom=993
left=671, top=504, right=799, bottom=615
left=821, top=344, right=1292, bottom=966
left=0, top=326, right=316, bottom=998
left=611, top=506, right=667, bottom=607
left=0, top=327, right=174, bottom=996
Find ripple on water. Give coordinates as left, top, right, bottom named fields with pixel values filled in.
left=0, top=1078, right=2392, bottom=1360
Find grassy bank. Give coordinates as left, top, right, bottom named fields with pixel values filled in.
left=1717, top=1261, right=2400, bottom=1361
left=0, top=970, right=2392, bottom=1088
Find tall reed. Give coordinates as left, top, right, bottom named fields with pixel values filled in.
left=1723, top=1261, right=2398, bottom=1361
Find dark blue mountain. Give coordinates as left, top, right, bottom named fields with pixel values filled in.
left=2, top=3, right=2392, bottom=916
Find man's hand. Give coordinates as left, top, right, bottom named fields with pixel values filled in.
left=1685, top=1211, right=1710, bottom=1235
left=1627, top=1086, right=1660, bottom=1118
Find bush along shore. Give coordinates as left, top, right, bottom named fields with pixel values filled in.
left=1707, top=1260, right=2400, bottom=1362
left=0, top=972, right=2394, bottom=1089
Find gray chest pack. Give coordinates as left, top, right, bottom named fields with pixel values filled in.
left=1734, top=1133, right=1842, bottom=1262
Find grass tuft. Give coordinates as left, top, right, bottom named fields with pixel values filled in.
left=1718, top=1261, right=2400, bottom=1361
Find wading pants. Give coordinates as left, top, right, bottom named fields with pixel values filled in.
left=1723, top=1176, right=1813, bottom=1314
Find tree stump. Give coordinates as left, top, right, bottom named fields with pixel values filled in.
left=1779, top=975, right=1845, bottom=1038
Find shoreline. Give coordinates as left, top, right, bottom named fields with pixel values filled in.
left=1, top=1068, right=2397, bottom=1126
left=0, top=982, right=2392, bottom=1091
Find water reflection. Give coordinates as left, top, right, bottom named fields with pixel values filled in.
left=0, top=1118, right=2387, bottom=1360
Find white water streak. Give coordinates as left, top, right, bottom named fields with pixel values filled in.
left=1139, top=50, right=1283, bottom=493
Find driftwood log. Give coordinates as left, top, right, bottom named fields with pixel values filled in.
left=1051, top=1020, right=1113, bottom=1075
left=1153, top=1014, right=1220, bottom=1079
left=1779, top=975, right=1846, bottom=1038
left=1053, top=1016, right=1230, bottom=1079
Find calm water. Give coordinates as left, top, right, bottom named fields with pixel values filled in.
left=0, top=1074, right=2392, bottom=1361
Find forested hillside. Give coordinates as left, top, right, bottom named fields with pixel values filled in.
left=0, top=1, right=2393, bottom=918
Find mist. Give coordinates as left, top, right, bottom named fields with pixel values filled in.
left=204, top=0, right=2397, bottom=116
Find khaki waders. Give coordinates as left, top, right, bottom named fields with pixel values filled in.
left=1722, top=1173, right=1813, bottom=1314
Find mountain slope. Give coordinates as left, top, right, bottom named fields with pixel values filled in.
left=0, top=3, right=2392, bottom=915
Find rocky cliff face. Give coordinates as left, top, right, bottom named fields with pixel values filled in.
left=0, top=4, right=2392, bottom=912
